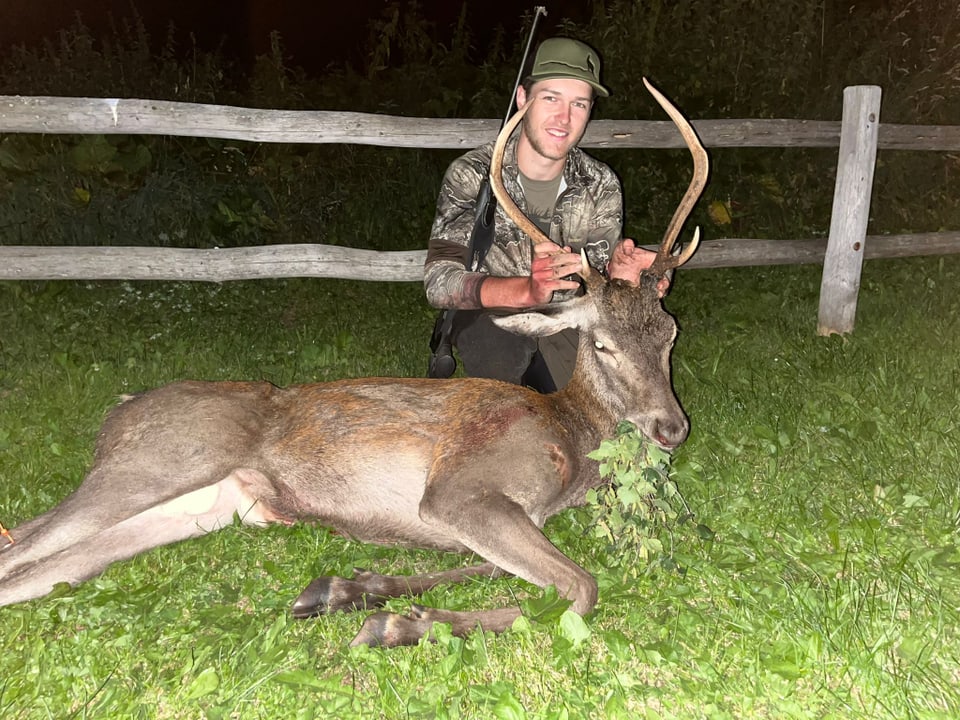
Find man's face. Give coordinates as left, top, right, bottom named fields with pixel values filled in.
left=518, top=78, right=594, bottom=162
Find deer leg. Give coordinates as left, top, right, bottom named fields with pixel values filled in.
left=0, top=468, right=281, bottom=607
left=291, top=562, right=502, bottom=618
left=0, top=469, right=144, bottom=574
left=0, top=463, right=241, bottom=575
left=351, top=605, right=522, bottom=648
left=348, top=491, right=597, bottom=647
left=0, top=502, right=218, bottom=606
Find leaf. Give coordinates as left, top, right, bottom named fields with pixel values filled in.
left=492, top=691, right=528, bottom=720
left=272, top=670, right=331, bottom=690
left=601, top=629, right=633, bottom=661
left=617, top=484, right=642, bottom=505
left=646, top=444, right=672, bottom=467
left=217, top=201, right=244, bottom=224
left=46, top=582, right=74, bottom=600
left=558, top=610, right=592, bottom=647
left=895, top=635, right=930, bottom=665
left=648, top=535, right=668, bottom=555
left=260, top=615, right=287, bottom=651
left=116, top=143, right=153, bottom=175
left=763, top=658, right=803, bottom=680
left=469, top=681, right=517, bottom=705
left=902, top=494, right=929, bottom=509
left=69, top=135, right=118, bottom=174
left=708, top=199, right=733, bottom=225
left=522, top=586, right=572, bottom=624
left=758, top=174, right=785, bottom=206
left=695, top=523, right=716, bottom=541
left=185, top=667, right=220, bottom=700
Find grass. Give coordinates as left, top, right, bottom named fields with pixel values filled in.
left=1, top=255, right=959, bottom=718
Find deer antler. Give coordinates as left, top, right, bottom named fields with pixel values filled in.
left=490, top=101, right=594, bottom=283
left=642, top=77, right=709, bottom=278
left=490, top=102, right=544, bottom=245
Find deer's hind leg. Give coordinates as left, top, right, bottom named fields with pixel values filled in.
left=0, top=467, right=282, bottom=608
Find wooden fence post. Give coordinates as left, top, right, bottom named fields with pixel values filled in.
left=817, top=85, right=882, bottom=335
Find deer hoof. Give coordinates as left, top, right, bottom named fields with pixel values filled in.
left=290, top=576, right=387, bottom=618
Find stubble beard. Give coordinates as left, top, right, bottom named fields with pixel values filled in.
left=522, top=114, right=584, bottom=162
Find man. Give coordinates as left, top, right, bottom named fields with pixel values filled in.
left=424, top=37, right=662, bottom=391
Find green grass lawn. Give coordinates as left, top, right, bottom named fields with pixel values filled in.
left=1, top=256, right=959, bottom=718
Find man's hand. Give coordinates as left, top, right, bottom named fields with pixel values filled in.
left=528, top=241, right=582, bottom=304
left=478, top=241, right=581, bottom=309
left=607, top=238, right=670, bottom=297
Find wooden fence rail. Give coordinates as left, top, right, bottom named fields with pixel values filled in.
left=2, top=88, right=959, bottom=333
left=3, top=234, right=957, bottom=283
left=2, top=95, right=958, bottom=150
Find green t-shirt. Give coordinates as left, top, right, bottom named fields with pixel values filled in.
left=519, top=171, right=564, bottom=236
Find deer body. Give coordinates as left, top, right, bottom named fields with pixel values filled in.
left=0, top=79, right=707, bottom=647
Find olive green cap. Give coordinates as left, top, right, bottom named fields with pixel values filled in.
left=527, top=37, right=610, bottom=97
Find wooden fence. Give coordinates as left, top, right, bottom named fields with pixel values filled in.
left=2, top=86, right=959, bottom=334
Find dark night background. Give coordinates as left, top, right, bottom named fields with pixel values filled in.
left=1, top=0, right=593, bottom=74
left=1, top=0, right=955, bottom=252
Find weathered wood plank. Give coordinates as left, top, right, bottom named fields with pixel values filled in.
left=0, top=245, right=429, bottom=282
left=1, top=233, right=956, bottom=283
left=2, top=95, right=958, bottom=151
left=817, top=86, right=882, bottom=336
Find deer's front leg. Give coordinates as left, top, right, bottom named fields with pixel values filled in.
left=419, top=484, right=598, bottom=616
left=345, top=474, right=597, bottom=648
left=420, top=433, right=597, bottom=615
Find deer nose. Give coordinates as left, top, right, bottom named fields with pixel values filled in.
left=653, top=416, right=689, bottom=450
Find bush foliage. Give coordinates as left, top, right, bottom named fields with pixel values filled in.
left=0, top=0, right=957, bottom=250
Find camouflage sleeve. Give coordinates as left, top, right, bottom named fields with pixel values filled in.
left=423, top=155, right=489, bottom=310
left=583, top=163, right=624, bottom=274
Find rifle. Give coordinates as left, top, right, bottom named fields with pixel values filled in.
left=428, top=6, right=547, bottom=379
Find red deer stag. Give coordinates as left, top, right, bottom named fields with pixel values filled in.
left=0, top=78, right=708, bottom=647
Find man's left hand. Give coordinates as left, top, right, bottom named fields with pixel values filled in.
left=607, top=238, right=670, bottom=297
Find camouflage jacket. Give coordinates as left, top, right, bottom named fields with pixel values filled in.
left=424, top=132, right=623, bottom=309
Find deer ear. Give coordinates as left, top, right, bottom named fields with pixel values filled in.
left=492, top=297, right=597, bottom=337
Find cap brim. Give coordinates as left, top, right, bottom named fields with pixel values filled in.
left=528, top=72, right=610, bottom=98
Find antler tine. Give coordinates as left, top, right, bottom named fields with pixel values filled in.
left=643, top=77, right=709, bottom=277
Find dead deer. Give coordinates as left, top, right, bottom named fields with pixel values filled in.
left=0, top=79, right=708, bottom=647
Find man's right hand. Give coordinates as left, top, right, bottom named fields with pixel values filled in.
left=478, top=241, right=582, bottom=309
left=528, top=242, right=583, bottom=304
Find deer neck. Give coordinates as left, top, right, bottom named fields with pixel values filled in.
left=550, top=371, right=620, bottom=453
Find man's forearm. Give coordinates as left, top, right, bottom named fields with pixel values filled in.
left=478, top=276, right=537, bottom=309
left=424, top=261, right=487, bottom=310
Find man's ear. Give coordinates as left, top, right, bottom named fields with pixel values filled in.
left=516, top=84, right=527, bottom=109
left=492, top=296, right=597, bottom=338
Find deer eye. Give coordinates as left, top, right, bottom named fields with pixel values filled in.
left=594, top=340, right=605, bottom=350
